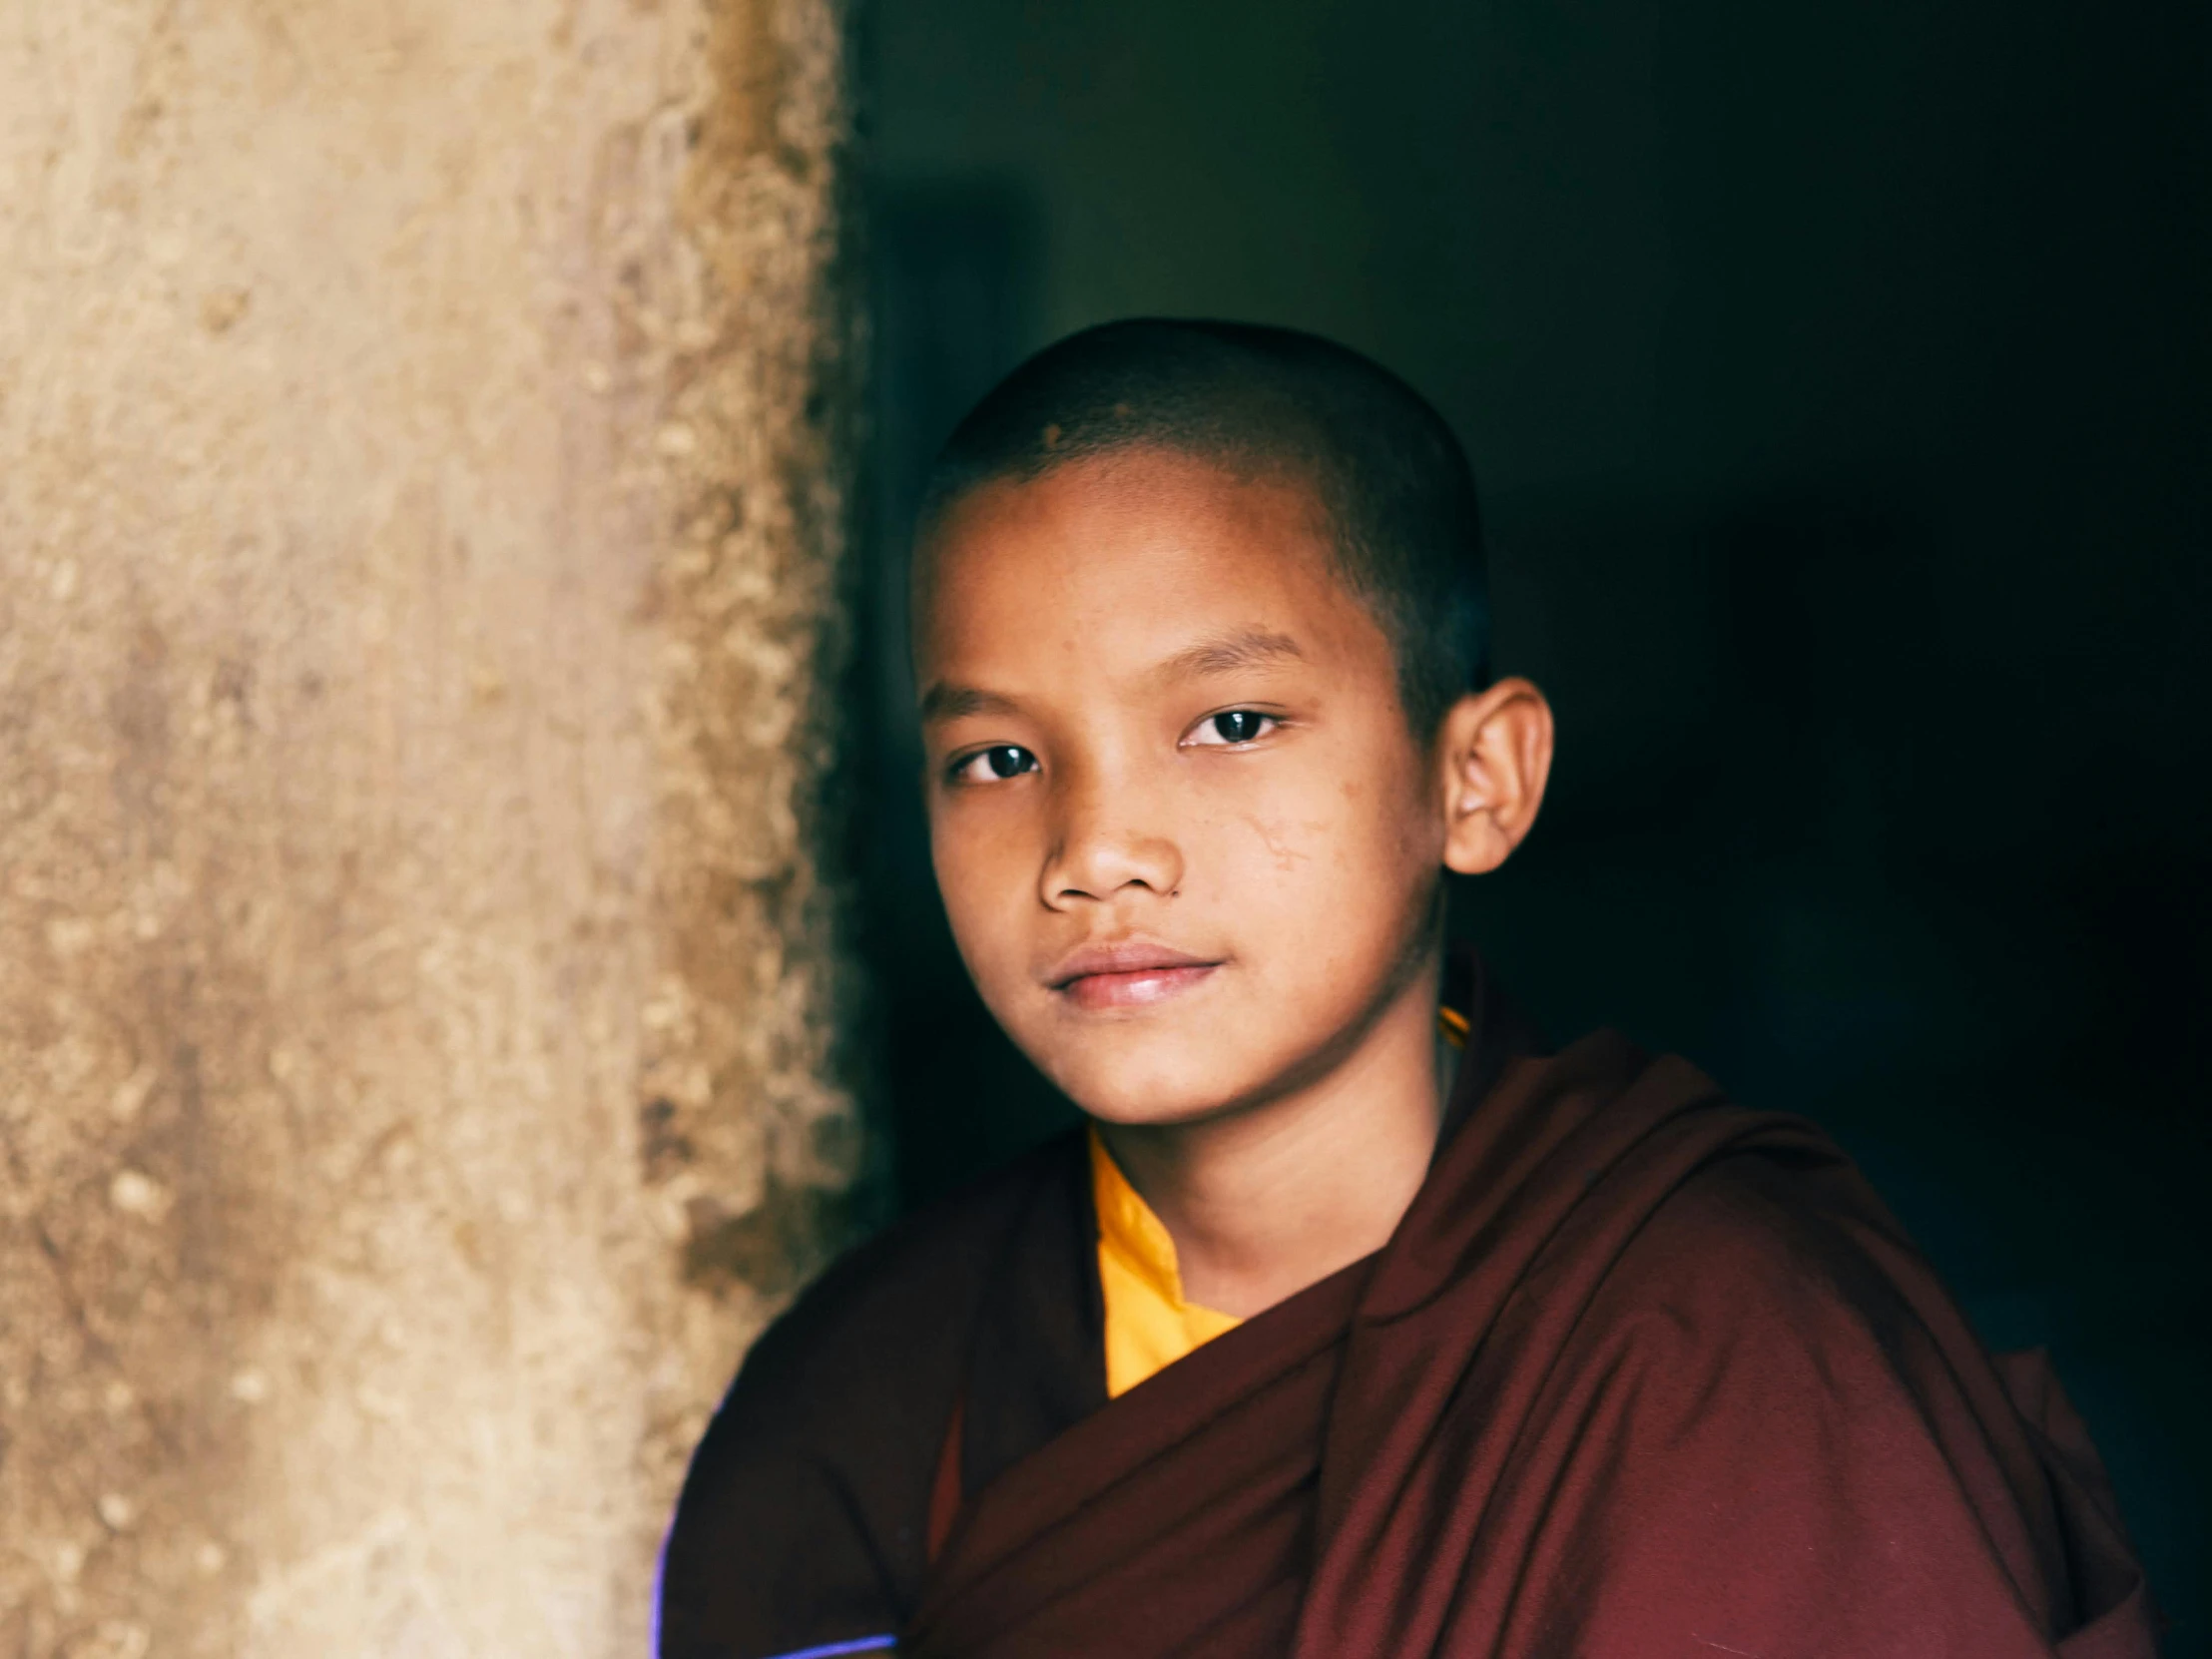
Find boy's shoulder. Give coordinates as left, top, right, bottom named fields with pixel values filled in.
left=1502, top=1032, right=1937, bottom=1354
left=660, top=1130, right=1085, bottom=1656
left=1552, top=1112, right=1997, bottom=1444
left=1607, top=1129, right=1927, bottom=1338
left=722, top=1125, right=1082, bottom=1428
left=1464, top=1028, right=1977, bottom=1409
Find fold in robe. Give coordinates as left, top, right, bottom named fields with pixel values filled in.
left=661, top=965, right=2159, bottom=1658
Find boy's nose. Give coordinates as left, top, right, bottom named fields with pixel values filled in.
left=1041, top=781, right=1184, bottom=907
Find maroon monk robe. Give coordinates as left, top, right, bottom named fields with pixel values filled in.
left=660, top=963, right=2159, bottom=1658
left=907, top=1007, right=2156, bottom=1656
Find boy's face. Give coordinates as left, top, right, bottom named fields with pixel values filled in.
left=914, top=447, right=1450, bottom=1129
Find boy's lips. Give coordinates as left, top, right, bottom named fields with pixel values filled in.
left=1046, top=942, right=1222, bottom=1011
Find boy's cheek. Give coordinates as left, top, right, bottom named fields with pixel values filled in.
left=930, top=833, right=1045, bottom=993
left=929, top=801, right=1033, bottom=897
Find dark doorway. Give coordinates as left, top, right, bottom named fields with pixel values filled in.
left=855, top=1, right=2212, bottom=1635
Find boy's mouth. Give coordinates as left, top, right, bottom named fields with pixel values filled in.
left=1046, top=942, right=1222, bottom=1011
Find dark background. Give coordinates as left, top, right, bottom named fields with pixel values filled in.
left=850, top=0, right=2210, bottom=1638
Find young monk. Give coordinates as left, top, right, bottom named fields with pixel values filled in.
left=658, top=320, right=2158, bottom=1658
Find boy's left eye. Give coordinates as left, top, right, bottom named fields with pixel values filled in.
left=1186, top=710, right=1278, bottom=747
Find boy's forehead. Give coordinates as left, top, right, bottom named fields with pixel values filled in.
left=913, top=449, right=1364, bottom=678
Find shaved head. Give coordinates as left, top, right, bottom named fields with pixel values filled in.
left=917, top=318, right=1489, bottom=734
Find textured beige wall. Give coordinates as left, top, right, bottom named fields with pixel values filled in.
left=0, top=1, right=862, bottom=1654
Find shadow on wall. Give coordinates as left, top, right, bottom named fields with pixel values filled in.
left=856, top=183, right=2209, bottom=1646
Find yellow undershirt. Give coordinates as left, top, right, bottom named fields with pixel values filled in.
left=1091, top=1002, right=1470, bottom=1398
left=1091, top=1127, right=1244, bottom=1398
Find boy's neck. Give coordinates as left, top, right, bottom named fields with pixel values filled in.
left=1093, top=961, right=1447, bottom=1319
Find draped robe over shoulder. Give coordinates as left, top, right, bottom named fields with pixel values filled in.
left=659, top=967, right=2160, bottom=1659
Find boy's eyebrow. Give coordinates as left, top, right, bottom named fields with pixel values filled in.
left=1156, top=627, right=1306, bottom=680
left=918, top=682, right=1022, bottom=723
left=917, top=629, right=1303, bottom=723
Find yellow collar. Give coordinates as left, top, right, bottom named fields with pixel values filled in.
left=1089, top=1127, right=1242, bottom=1396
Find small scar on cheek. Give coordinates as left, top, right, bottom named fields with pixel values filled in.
left=1247, top=817, right=1312, bottom=873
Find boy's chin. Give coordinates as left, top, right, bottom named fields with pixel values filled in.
left=1045, top=1044, right=1291, bottom=1132
left=1077, top=1093, right=1248, bottom=1132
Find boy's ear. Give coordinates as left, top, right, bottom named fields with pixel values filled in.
left=1437, top=677, right=1555, bottom=875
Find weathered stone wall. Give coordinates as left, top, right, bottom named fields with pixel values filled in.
left=0, top=2, right=863, bottom=1654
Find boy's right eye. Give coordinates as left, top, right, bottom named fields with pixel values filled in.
left=948, top=744, right=1039, bottom=785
